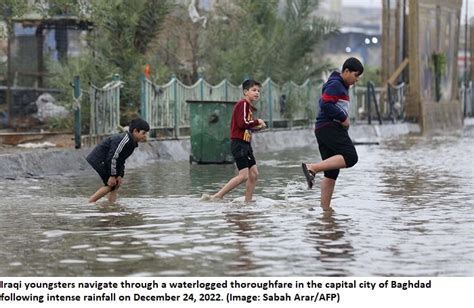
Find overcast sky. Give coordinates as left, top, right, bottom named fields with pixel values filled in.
left=342, top=0, right=474, bottom=19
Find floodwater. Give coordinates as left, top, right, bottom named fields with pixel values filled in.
left=0, top=126, right=473, bottom=277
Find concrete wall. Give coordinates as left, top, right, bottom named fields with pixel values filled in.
left=0, top=139, right=191, bottom=179
left=0, top=124, right=420, bottom=179
left=422, top=100, right=464, bottom=131
left=407, top=0, right=464, bottom=131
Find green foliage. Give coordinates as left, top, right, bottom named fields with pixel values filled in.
left=46, top=115, right=74, bottom=131
left=46, top=53, right=113, bottom=131
left=358, top=67, right=382, bottom=87
left=0, top=0, right=29, bottom=46
left=46, top=0, right=171, bottom=124
left=13, top=0, right=337, bottom=129
left=134, top=0, right=170, bottom=54
left=283, top=92, right=303, bottom=120
left=0, top=1, right=29, bottom=20
left=200, top=0, right=337, bottom=85
left=0, top=0, right=82, bottom=20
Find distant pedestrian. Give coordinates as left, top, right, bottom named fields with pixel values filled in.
left=202, top=79, right=266, bottom=202
left=86, top=118, right=150, bottom=203
left=301, top=57, right=364, bottom=211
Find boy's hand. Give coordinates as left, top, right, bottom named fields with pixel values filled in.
left=116, top=176, right=123, bottom=187
left=253, top=119, right=266, bottom=131
left=341, top=118, right=350, bottom=129
left=107, top=176, right=117, bottom=187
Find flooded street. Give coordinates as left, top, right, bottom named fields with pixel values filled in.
left=0, top=127, right=473, bottom=277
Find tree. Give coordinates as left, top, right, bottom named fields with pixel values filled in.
left=199, top=0, right=337, bottom=85
left=276, top=0, right=338, bottom=82
left=0, top=0, right=29, bottom=118
left=48, top=0, right=171, bottom=123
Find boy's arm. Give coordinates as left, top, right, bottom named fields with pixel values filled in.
left=106, top=134, right=130, bottom=177
left=118, top=165, right=125, bottom=178
left=235, top=102, right=260, bottom=129
left=320, top=81, right=349, bottom=122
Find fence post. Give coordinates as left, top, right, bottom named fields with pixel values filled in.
left=387, top=83, right=395, bottom=123
left=73, top=75, right=81, bottom=149
left=112, top=74, right=121, bottom=132
left=268, top=79, right=273, bottom=130
left=368, top=81, right=382, bottom=125
left=172, top=74, right=179, bottom=138
left=140, top=74, right=147, bottom=120
left=199, top=73, right=204, bottom=100
left=224, top=79, right=228, bottom=101
left=367, top=82, right=371, bottom=125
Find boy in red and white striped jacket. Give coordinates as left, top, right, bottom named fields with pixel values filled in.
left=203, top=79, right=266, bottom=202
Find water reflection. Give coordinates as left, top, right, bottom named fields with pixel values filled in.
left=225, top=211, right=258, bottom=274
left=91, top=202, right=145, bottom=229
left=305, top=211, right=354, bottom=276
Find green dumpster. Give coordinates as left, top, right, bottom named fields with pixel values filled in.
left=186, top=100, right=235, bottom=164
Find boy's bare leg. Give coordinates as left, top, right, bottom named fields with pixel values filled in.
left=213, top=168, right=249, bottom=199
left=89, top=186, right=112, bottom=203
left=320, top=177, right=336, bottom=211
left=307, top=155, right=346, bottom=174
left=108, top=188, right=119, bottom=203
left=244, top=165, right=259, bottom=202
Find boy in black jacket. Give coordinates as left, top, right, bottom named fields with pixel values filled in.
left=86, top=118, right=150, bottom=203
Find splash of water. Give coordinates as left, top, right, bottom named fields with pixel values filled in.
left=283, top=179, right=308, bottom=201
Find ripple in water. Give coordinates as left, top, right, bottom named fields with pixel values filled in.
left=0, top=130, right=473, bottom=276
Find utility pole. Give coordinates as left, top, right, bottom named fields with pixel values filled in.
left=464, top=0, right=469, bottom=117
left=465, top=0, right=468, bottom=88
left=3, top=6, right=13, bottom=127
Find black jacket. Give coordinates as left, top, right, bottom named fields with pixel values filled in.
left=86, top=132, right=138, bottom=177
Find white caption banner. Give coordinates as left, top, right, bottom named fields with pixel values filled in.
left=0, top=277, right=471, bottom=308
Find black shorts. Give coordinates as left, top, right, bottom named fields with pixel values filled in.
left=89, top=161, right=118, bottom=190
left=315, top=123, right=358, bottom=180
left=231, top=139, right=256, bottom=170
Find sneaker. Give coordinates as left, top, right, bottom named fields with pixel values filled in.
left=301, top=163, right=315, bottom=189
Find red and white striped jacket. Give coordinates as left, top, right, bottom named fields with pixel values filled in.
left=230, top=98, right=261, bottom=143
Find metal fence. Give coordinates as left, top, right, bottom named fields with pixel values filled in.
left=257, top=79, right=322, bottom=128
left=141, top=76, right=322, bottom=137
left=351, top=82, right=409, bottom=123
left=88, top=78, right=122, bottom=136
left=72, top=75, right=123, bottom=147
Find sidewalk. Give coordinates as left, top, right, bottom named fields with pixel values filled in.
left=0, top=132, right=74, bottom=155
